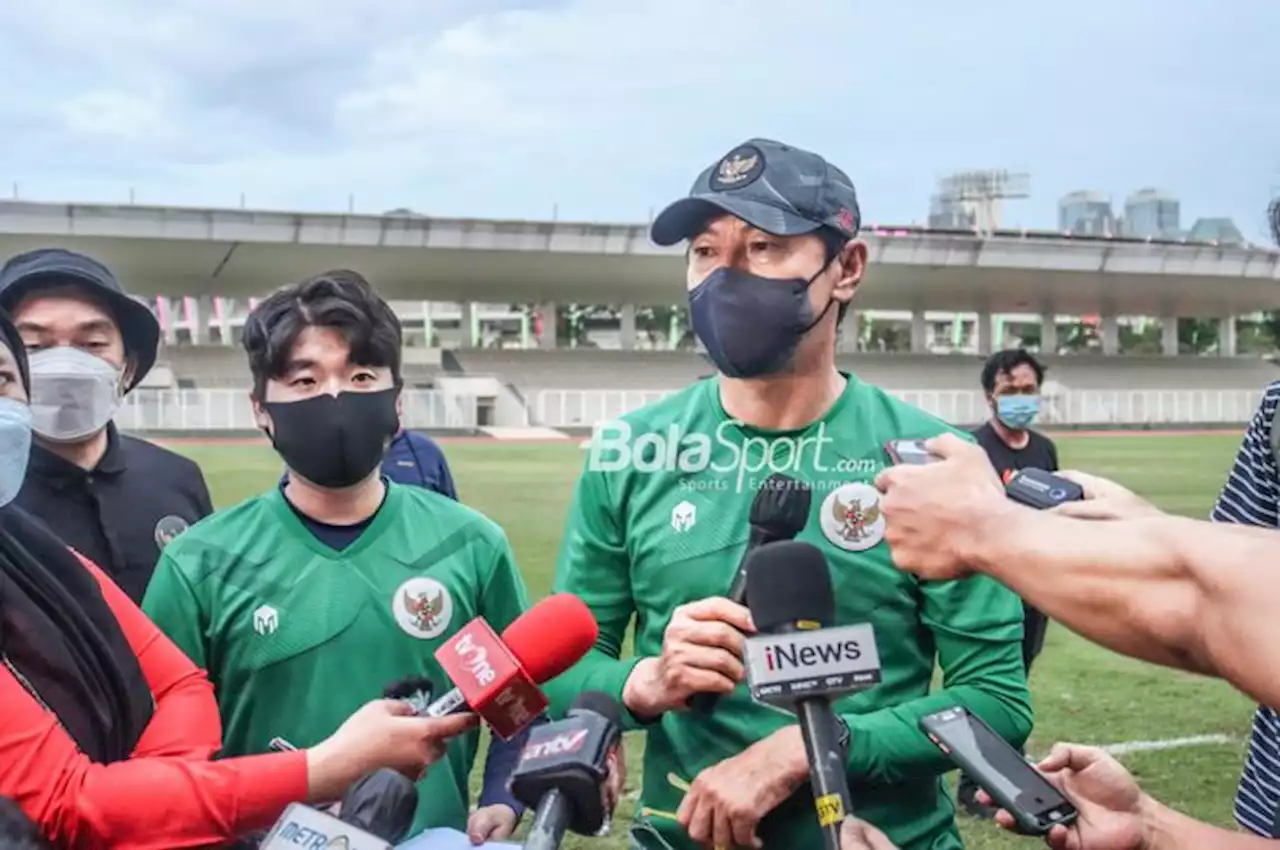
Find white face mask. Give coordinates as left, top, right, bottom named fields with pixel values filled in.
left=27, top=347, right=124, bottom=442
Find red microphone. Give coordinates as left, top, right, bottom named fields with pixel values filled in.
left=423, top=594, right=599, bottom=740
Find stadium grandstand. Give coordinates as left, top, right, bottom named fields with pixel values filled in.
left=1, top=198, right=1278, bottom=437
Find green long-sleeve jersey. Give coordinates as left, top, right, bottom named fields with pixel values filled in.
left=545, top=376, right=1033, bottom=850
left=141, top=482, right=532, bottom=837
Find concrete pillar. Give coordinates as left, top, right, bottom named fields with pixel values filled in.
left=1220, top=315, right=1238, bottom=357
left=458, top=302, right=475, bottom=348
left=1161, top=315, right=1178, bottom=356
left=192, top=296, right=213, bottom=345
left=1040, top=311, right=1058, bottom=354
left=1100, top=313, right=1120, bottom=356
left=538, top=301, right=558, bottom=349
left=619, top=304, right=637, bottom=351
left=421, top=300, right=436, bottom=347
left=838, top=311, right=860, bottom=353
left=910, top=310, right=928, bottom=353
left=158, top=297, right=178, bottom=346
left=977, top=310, right=993, bottom=356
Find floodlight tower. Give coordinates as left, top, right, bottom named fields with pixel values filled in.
left=931, top=169, right=1031, bottom=234
left=1268, top=191, right=1280, bottom=247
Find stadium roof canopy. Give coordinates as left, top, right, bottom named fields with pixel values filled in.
left=1, top=200, right=1278, bottom=315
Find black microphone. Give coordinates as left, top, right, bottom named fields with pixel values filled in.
left=382, top=675, right=435, bottom=716
left=510, top=691, right=622, bottom=850
left=690, top=473, right=812, bottom=714
left=337, top=769, right=419, bottom=845
left=743, top=541, right=884, bottom=850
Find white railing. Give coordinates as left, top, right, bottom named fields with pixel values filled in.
left=118, top=389, right=478, bottom=431
left=530, top=388, right=1267, bottom=428
left=116, top=386, right=1269, bottom=432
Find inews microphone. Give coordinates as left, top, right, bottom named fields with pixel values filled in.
left=510, top=691, right=623, bottom=850
left=741, top=541, right=884, bottom=850
left=690, top=473, right=812, bottom=714
left=420, top=594, right=600, bottom=740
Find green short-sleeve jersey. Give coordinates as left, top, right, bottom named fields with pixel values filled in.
left=545, top=375, right=1033, bottom=850
left=142, top=482, right=532, bottom=836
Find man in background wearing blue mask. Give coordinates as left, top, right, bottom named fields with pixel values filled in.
left=960, top=347, right=1059, bottom=819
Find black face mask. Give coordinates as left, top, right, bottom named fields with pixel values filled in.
left=264, top=388, right=400, bottom=489
left=688, top=264, right=835, bottom=379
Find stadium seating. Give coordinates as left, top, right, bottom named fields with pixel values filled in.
left=158, top=345, right=440, bottom=388
left=448, top=349, right=716, bottom=391
left=446, top=348, right=1279, bottom=394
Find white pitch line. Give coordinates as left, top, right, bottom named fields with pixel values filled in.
left=1099, top=734, right=1235, bottom=756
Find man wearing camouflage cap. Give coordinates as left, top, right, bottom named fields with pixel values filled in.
left=546, top=139, right=1032, bottom=849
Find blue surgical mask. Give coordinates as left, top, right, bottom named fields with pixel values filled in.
left=996, top=395, right=1040, bottom=430
left=688, top=266, right=833, bottom=379
left=0, top=397, right=32, bottom=508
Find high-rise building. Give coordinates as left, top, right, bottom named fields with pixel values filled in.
left=1058, top=190, right=1115, bottom=235
left=1186, top=217, right=1246, bottom=246
left=1123, top=188, right=1181, bottom=239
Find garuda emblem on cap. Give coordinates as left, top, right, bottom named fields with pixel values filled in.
left=711, top=146, right=764, bottom=191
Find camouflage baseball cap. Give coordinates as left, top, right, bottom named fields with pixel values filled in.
left=650, top=138, right=861, bottom=247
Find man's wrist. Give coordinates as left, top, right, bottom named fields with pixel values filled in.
left=1137, top=792, right=1181, bottom=850
left=959, top=496, right=1023, bottom=580
left=621, top=657, right=664, bottom=719
left=770, top=726, right=811, bottom=787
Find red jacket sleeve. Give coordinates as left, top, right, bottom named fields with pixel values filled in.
left=0, top=555, right=311, bottom=848
left=75, top=554, right=222, bottom=760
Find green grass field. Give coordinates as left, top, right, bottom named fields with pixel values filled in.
left=170, top=433, right=1256, bottom=849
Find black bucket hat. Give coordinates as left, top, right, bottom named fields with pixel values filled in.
left=0, top=248, right=159, bottom=390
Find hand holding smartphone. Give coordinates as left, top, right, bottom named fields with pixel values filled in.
left=919, top=706, right=1078, bottom=835
left=884, top=439, right=941, bottom=466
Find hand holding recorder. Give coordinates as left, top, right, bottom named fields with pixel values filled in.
left=306, top=700, right=477, bottom=802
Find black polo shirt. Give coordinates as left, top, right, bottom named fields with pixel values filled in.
left=16, top=423, right=213, bottom=603
left=972, top=421, right=1060, bottom=481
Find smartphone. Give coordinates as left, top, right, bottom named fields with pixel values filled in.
left=884, top=439, right=940, bottom=465
left=919, top=706, right=1078, bottom=835
left=1004, top=468, right=1085, bottom=510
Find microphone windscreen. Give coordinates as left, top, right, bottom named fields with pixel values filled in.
left=382, top=675, right=434, bottom=701
left=744, top=540, right=835, bottom=631
left=749, top=473, right=812, bottom=540
left=570, top=690, right=622, bottom=726
left=502, top=593, right=600, bottom=683
left=338, top=769, right=418, bottom=843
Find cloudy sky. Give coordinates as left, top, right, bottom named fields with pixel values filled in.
left=1, top=0, right=1276, bottom=239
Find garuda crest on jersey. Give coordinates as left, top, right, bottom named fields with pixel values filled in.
left=392, top=576, right=454, bottom=639
left=404, top=588, right=446, bottom=633
left=819, top=481, right=887, bottom=553
left=831, top=494, right=880, bottom=544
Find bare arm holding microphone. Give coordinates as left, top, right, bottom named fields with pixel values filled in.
left=874, top=433, right=1280, bottom=709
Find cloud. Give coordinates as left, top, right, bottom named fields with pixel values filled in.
left=0, top=0, right=1275, bottom=233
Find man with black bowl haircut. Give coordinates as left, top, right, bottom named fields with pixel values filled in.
left=144, top=270, right=534, bottom=843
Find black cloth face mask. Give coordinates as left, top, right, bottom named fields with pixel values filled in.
left=264, top=388, right=401, bottom=488
left=688, top=263, right=835, bottom=379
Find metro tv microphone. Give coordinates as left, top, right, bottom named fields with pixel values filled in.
left=420, top=594, right=600, bottom=740
left=690, top=472, right=812, bottom=714
left=742, top=541, right=884, bottom=850
left=511, top=691, right=623, bottom=850
left=257, top=769, right=417, bottom=849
